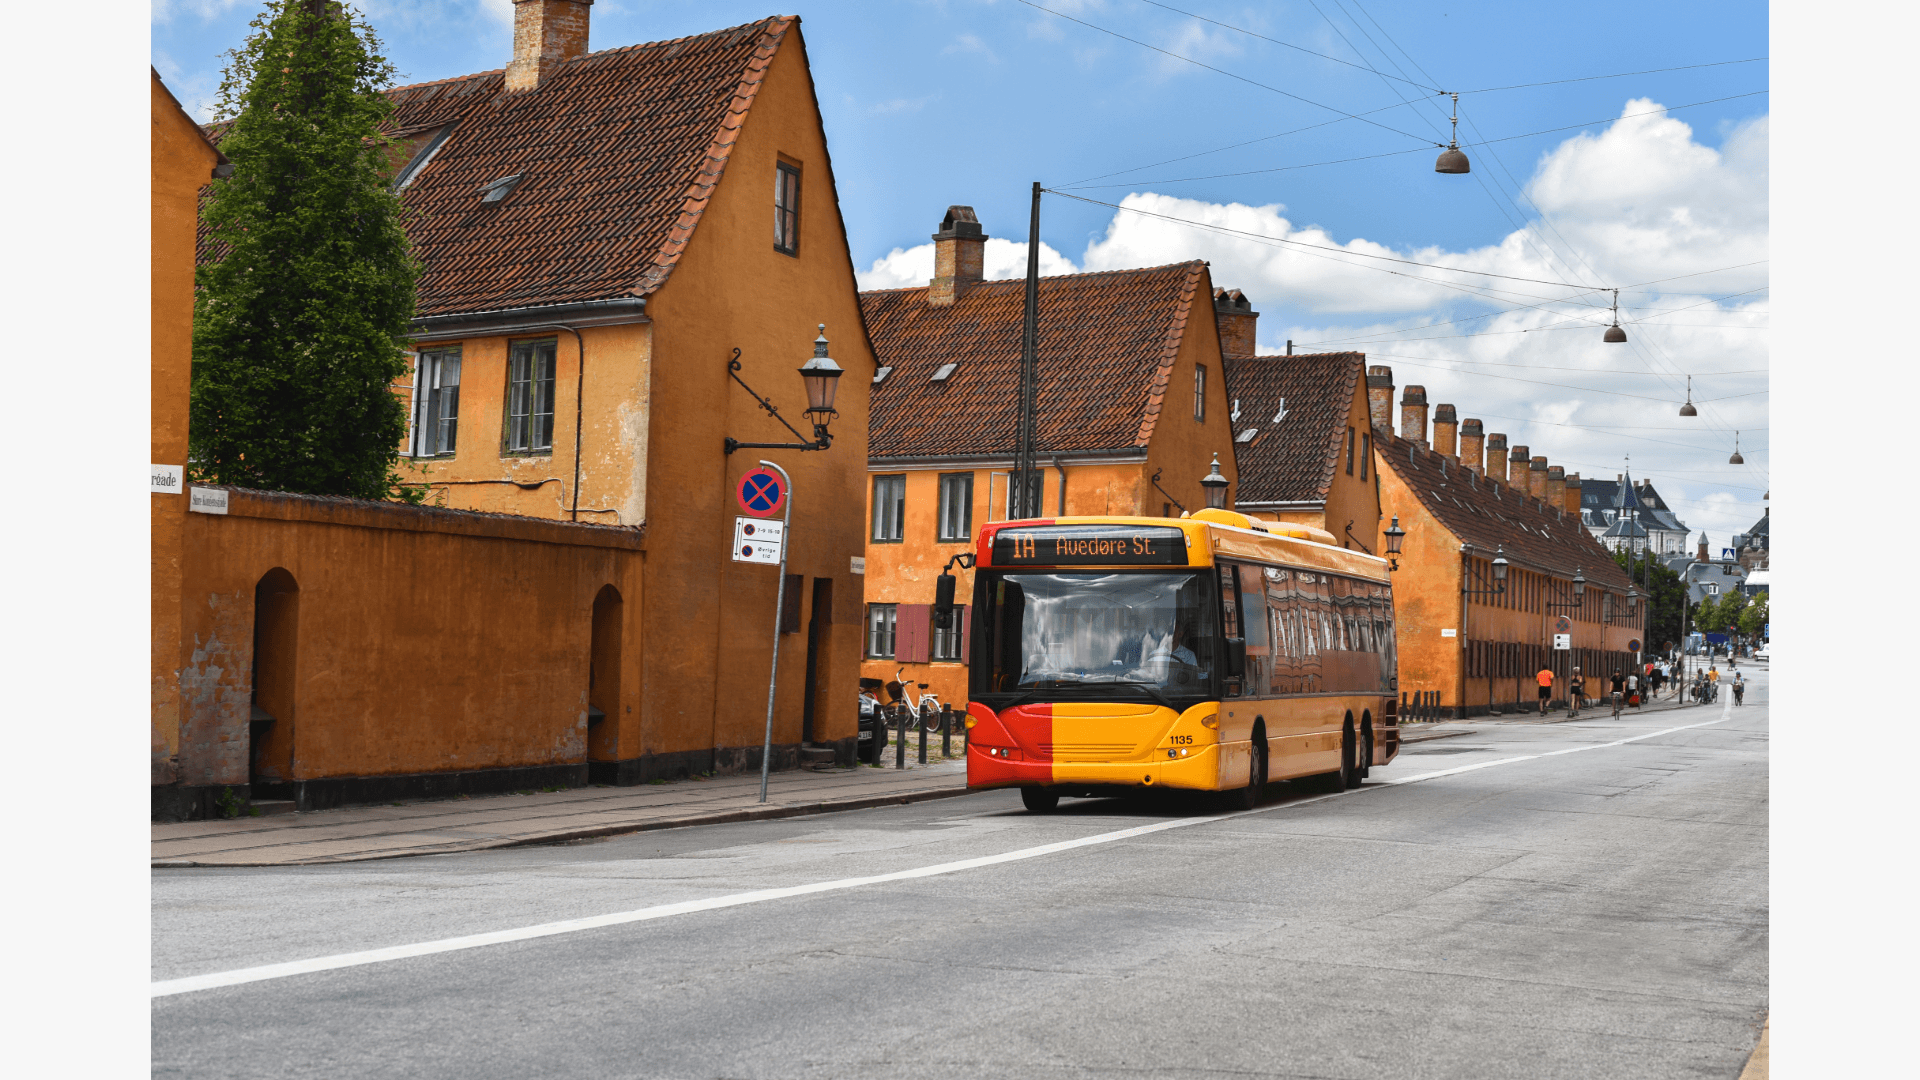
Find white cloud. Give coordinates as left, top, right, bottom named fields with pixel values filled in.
left=857, top=237, right=1080, bottom=290
left=476, top=0, right=514, bottom=29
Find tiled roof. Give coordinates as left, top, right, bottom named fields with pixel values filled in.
left=1221, top=352, right=1363, bottom=506
left=1379, top=432, right=1633, bottom=589
left=862, top=262, right=1207, bottom=459
left=202, top=17, right=794, bottom=318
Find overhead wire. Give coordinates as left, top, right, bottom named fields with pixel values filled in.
left=1010, top=0, right=1444, bottom=146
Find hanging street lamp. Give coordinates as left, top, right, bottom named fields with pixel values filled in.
left=1603, top=289, right=1627, bottom=343
left=1200, top=454, right=1231, bottom=511
left=1679, top=375, right=1698, bottom=417
left=1435, top=92, right=1470, bottom=174
left=1728, top=431, right=1745, bottom=465
left=725, top=325, right=845, bottom=454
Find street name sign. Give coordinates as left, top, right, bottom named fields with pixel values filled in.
left=151, top=464, right=183, bottom=494
left=733, top=517, right=784, bottom=564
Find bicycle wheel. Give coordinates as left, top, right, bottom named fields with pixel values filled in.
left=920, top=705, right=943, bottom=733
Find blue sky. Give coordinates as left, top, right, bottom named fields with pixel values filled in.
left=152, top=0, right=1769, bottom=544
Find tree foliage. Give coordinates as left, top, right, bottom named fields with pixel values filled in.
left=1610, top=549, right=1687, bottom=649
left=190, top=0, right=420, bottom=500
left=1738, top=590, right=1768, bottom=637
left=1695, top=589, right=1748, bottom=634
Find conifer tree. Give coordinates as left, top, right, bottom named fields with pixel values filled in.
left=190, top=0, right=420, bottom=500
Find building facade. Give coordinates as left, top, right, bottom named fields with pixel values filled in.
left=858, top=213, right=1241, bottom=706
left=1369, top=369, right=1641, bottom=716
left=158, top=10, right=877, bottom=816
left=1581, top=474, right=1690, bottom=555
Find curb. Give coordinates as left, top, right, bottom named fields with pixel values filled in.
left=152, top=783, right=976, bottom=868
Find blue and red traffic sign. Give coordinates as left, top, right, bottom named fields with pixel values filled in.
left=737, top=468, right=786, bottom=518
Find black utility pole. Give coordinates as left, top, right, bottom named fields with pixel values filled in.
left=1015, top=181, right=1042, bottom=519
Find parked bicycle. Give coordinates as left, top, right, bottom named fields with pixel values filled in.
left=886, top=669, right=945, bottom=733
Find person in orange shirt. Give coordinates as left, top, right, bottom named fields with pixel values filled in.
left=1536, top=666, right=1555, bottom=715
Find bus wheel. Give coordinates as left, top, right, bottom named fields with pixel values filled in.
left=1020, top=787, right=1060, bottom=813
left=1339, top=726, right=1362, bottom=789
left=1222, top=738, right=1266, bottom=811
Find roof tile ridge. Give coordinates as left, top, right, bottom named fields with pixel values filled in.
left=386, top=68, right=506, bottom=95
left=630, top=16, right=795, bottom=298
left=1133, top=262, right=1204, bottom=447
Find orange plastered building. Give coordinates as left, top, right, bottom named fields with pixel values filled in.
left=1369, top=367, right=1643, bottom=717
left=155, top=11, right=876, bottom=816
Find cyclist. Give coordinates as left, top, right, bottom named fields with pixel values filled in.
left=1609, top=670, right=1626, bottom=717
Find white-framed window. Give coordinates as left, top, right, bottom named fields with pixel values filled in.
left=938, top=473, right=973, bottom=542
left=871, top=474, right=905, bottom=542
left=865, top=603, right=897, bottom=659
left=1706, top=583, right=1720, bottom=595
left=506, top=338, right=557, bottom=453
left=774, top=161, right=801, bottom=255
left=410, top=347, right=461, bottom=457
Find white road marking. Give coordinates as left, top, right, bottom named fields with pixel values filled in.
left=152, top=709, right=1740, bottom=999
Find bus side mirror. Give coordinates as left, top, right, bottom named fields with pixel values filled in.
left=1225, top=637, right=1246, bottom=678
left=933, top=573, right=957, bottom=630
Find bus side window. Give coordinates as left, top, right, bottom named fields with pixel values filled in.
left=1218, top=564, right=1244, bottom=697
left=1241, top=567, right=1271, bottom=696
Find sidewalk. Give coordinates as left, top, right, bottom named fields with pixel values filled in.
left=1398, top=676, right=1733, bottom=739
left=153, top=758, right=970, bottom=869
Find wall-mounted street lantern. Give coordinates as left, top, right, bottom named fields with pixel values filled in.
left=1462, top=543, right=1507, bottom=595
left=1547, top=567, right=1586, bottom=611
left=1200, top=454, right=1230, bottom=511
left=725, top=326, right=845, bottom=455
left=1384, top=516, right=1406, bottom=572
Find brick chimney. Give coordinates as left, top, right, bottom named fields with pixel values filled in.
left=1486, top=433, right=1508, bottom=485
left=1564, top=472, right=1583, bottom=515
left=1212, top=289, right=1257, bottom=358
left=1367, top=366, right=1395, bottom=431
left=1529, top=456, right=1549, bottom=500
left=1508, top=444, right=1530, bottom=493
left=928, top=206, right=986, bottom=307
left=1431, top=404, right=1458, bottom=461
left=506, top=0, right=593, bottom=93
left=1400, top=385, right=1428, bottom=448
left=1545, top=465, right=1565, bottom=509
left=1460, top=419, right=1485, bottom=476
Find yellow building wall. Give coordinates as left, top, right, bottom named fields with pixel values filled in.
left=152, top=73, right=222, bottom=786
left=1377, top=447, right=1645, bottom=715
left=635, top=29, right=873, bottom=768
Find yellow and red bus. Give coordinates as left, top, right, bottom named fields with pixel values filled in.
left=963, top=510, right=1400, bottom=812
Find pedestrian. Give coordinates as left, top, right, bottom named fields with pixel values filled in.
left=1568, top=667, right=1585, bottom=718
left=1535, top=665, right=1555, bottom=716
left=1610, top=669, right=1626, bottom=717
left=1732, top=672, right=1746, bottom=706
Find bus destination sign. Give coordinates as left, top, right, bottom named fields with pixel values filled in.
left=992, top=525, right=1187, bottom=566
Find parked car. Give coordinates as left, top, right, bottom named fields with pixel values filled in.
left=858, top=678, right=886, bottom=763
left=1754, top=643, right=1769, bottom=661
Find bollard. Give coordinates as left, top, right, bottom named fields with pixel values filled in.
left=895, top=704, right=906, bottom=769
left=918, top=708, right=929, bottom=765
left=941, top=705, right=952, bottom=758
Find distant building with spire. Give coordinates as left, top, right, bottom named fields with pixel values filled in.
left=1580, top=472, right=1689, bottom=555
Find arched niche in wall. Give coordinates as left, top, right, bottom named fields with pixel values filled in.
left=588, top=584, right=622, bottom=761
left=250, top=567, right=299, bottom=789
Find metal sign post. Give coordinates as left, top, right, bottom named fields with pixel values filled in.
left=753, top=460, right=793, bottom=804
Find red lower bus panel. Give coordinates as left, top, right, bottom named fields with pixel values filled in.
left=966, top=701, right=1052, bottom=789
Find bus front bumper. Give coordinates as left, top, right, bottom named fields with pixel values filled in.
left=968, top=741, right=1228, bottom=792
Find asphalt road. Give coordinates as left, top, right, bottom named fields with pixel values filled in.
left=153, top=670, right=1767, bottom=1079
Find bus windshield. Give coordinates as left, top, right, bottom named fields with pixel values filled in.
left=974, top=571, right=1217, bottom=704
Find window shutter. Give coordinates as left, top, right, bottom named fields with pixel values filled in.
left=897, top=604, right=929, bottom=663
left=958, top=605, right=972, bottom=666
